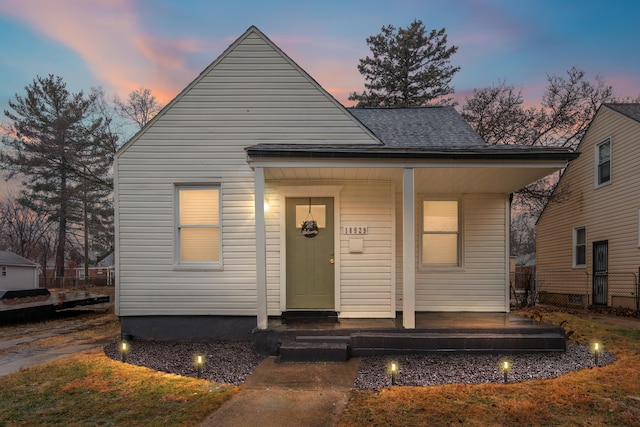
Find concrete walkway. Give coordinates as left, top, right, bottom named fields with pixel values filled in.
left=199, top=357, right=361, bottom=427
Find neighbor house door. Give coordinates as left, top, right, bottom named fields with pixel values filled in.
left=593, top=240, right=608, bottom=306
left=285, top=197, right=334, bottom=309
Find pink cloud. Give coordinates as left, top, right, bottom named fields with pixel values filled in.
left=0, top=0, right=207, bottom=104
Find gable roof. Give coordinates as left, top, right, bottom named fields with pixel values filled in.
left=349, top=107, right=486, bottom=148
left=116, top=25, right=381, bottom=156
left=0, top=251, right=39, bottom=267
left=604, top=103, right=640, bottom=123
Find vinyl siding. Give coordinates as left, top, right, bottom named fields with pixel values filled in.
left=115, top=29, right=380, bottom=316
left=263, top=180, right=395, bottom=317
left=537, top=106, right=640, bottom=276
left=396, top=193, right=509, bottom=311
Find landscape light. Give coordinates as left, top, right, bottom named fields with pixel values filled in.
left=390, top=361, right=398, bottom=386
left=502, top=360, right=510, bottom=384
left=195, top=354, right=205, bottom=378
left=594, top=342, right=601, bottom=366
left=120, top=341, right=128, bottom=363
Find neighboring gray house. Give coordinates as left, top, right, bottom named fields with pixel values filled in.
left=0, top=251, right=40, bottom=290
left=114, top=26, right=576, bottom=340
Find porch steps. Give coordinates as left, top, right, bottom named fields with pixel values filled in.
left=279, top=335, right=350, bottom=362
left=350, top=330, right=567, bottom=356
left=274, top=327, right=566, bottom=362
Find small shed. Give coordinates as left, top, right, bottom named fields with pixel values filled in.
left=0, top=251, right=40, bottom=291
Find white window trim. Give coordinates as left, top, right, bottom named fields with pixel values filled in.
left=595, top=138, right=611, bottom=188
left=420, top=195, right=463, bottom=270
left=173, top=182, right=223, bottom=271
left=572, top=226, right=586, bottom=269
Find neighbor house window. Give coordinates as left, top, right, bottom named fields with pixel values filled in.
left=596, top=139, right=611, bottom=186
left=1, top=266, right=6, bottom=277
left=422, top=199, right=460, bottom=266
left=573, top=226, right=586, bottom=268
left=177, top=186, right=221, bottom=264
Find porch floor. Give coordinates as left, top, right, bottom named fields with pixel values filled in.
left=267, top=312, right=545, bottom=331
left=254, top=312, right=567, bottom=360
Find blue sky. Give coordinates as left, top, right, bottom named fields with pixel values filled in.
left=0, top=0, right=639, bottom=114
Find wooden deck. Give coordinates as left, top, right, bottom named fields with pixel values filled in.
left=0, top=290, right=111, bottom=324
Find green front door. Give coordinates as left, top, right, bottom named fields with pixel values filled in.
left=286, top=197, right=335, bottom=309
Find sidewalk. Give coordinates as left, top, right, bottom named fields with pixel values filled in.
left=199, top=357, right=361, bottom=427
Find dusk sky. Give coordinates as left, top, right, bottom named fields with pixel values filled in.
left=1, top=0, right=639, bottom=115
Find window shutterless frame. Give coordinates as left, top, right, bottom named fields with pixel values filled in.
left=573, top=226, right=586, bottom=268
left=174, top=183, right=222, bottom=269
left=595, top=138, right=611, bottom=187
left=421, top=196, right=462, bottom=268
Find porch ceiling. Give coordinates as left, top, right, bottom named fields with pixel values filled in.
left=264, top=165, right=561, bottom=194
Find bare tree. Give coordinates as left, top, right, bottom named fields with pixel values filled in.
left=462, top=68, right=615, bottom=256
left=114, top=87, right=163, bottom=129
left=0, top=192, right=55, bottom=262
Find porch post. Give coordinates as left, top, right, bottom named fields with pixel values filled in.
left=403, top=168, right=416, bottom=328
left=254, top=167, right=268, bottom=330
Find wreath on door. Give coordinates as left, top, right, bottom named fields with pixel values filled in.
left=301, top=198, right=319, bottom=237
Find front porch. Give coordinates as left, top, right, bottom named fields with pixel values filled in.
left=253, top=312, right=567, bottom=361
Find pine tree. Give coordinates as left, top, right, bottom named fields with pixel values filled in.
left=1, top=75, right=117, bottom=285
left=349, top=20, right=460, bottom=107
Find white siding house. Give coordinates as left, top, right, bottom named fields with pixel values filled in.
left=537, top=104, right=640, bottom=309
left=0, top=251, right=40, bottom=291
left=115, top=26, right=576, bottom=340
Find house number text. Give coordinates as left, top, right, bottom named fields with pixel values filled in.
left=343, top=225, right=368, bottom=235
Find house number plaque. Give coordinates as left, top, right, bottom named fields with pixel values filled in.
left=342, top=225, right=368, bottom=235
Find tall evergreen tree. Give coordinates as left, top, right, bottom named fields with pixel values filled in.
left=349, top=20, right=460, bottom=107
left=1, top=75, right=116, bottom=285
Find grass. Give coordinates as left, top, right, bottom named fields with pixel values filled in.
left=339, top=311, right=640, bottom=426
left=0, top=349, right=237, bottom=426
left=0, top=288, right=236, bottom=426
left=1, top=301, right=638, bottom=426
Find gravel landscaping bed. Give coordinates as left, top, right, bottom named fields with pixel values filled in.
left=105, top=341, right=614, bottom=389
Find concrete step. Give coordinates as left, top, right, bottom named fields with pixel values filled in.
left=350, top=331, right=566, bottom=356
left=278, top=341, right=349, bottom=362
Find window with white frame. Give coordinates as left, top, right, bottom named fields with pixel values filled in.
left=422, top=199, right=460, bottom=266
left=573, top=226, right=586, bottom=268
left=176, top=185, right=221, bottom=264
left=596, top=139, right=611, bottom=186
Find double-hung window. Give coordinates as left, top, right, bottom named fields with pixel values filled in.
left=1, top=266, right=6, bottom=277
left=596, top=139, right=611, bottom=186
left=176, top=185, right=221, bottom=265
left=422, top=199, right=460, bottom=266
left=573, top=226, right=586, bottom=268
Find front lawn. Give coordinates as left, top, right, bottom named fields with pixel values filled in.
left=339, top=311, right=640, bottom=426
left=0, top=349, right=236, bottom=426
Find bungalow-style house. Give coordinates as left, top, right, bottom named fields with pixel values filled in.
left=114, top=26, right=576, bottom=341
left=0, top=251, right=40, bottom=291
left=537, top=103, right=640, bottom=309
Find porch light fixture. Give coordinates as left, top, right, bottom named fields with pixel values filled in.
left=264, top=198, right=270, bottom=212
left=120, top=341, right=129, bottom=363
left=195, top=354, right=205, bottom=378
left=502, top=360, right=510, bottom=384
left=390, top=361, right=399, bottom=386
left=594, top=342, right=601, bottom=366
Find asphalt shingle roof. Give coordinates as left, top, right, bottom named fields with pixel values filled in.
left=605, top=103, right=640, bottom=123
left=349, top=106, right=486, bottom=148
left=0, top=251, right=39, bottom=267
